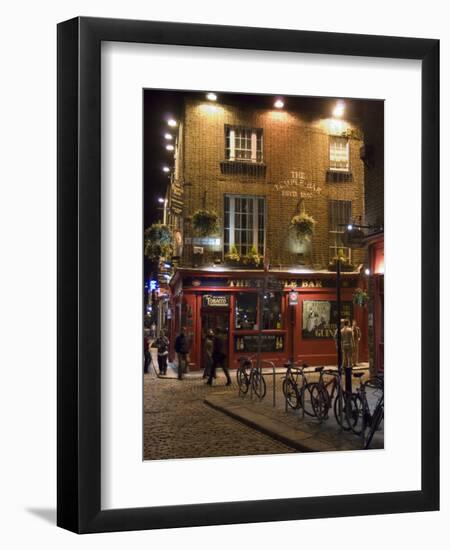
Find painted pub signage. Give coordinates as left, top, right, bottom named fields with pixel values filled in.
left=234, top=334, right=284, bottom=353
left=202, top=294, right=230, bottom=308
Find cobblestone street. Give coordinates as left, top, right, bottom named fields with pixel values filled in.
left=143, top=371, right=296, bottom=460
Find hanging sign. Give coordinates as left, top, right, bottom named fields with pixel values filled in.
left=288, top=291, right=299, bottom=306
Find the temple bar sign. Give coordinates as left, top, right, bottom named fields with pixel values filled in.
left=202, top=294, right=230, bottom=308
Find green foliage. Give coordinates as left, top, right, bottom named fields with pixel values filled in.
left=290, top=212, right=316, bottom=240
left=225, top=244, right=240, bottom=262
left=353, top=287, right=369, bottom=307
left=144, top=223, right=172, bottom=260
left=243, top=245, right=263, bottom=267
left=192, top=209, right=219, bottom=236
left=341, top=127, right=363, bottom=140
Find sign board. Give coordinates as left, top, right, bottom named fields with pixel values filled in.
left=302, top=300, right=353, bottom=339
left=288, top=291, right=299, bottom=306
left=202, top=294, right=230, bottom=308
left=234, top=334, right=284, bottom=353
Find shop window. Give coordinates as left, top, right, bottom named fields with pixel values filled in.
left=224, top=195, right=265, bottom=257
left=263, top=292, right=283, bottom=329
left=225, top=126, right=263, bottom=163
left=235, top=293, right=258, bottom=330
left=329, top=136, right=349, bottom=171
left=329, top=199, right=352, bottom=261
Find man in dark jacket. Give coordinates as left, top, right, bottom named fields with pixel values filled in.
left=174, top=328, right=189, bottom=380
left=207, top=328, right=231, bottom=386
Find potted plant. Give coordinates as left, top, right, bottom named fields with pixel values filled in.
left=353, top=287, right=369, bottom=307
left=242, top=245, right=263, bottom=268
left=224, top=245, right=241, bottom=267
left=191, top=209, right=219, bottom=237
left=328, top=249, right=355, bottom=272
left=144, top=223, right=172, bottom=260
left=290, top=212, right=316, bottom=241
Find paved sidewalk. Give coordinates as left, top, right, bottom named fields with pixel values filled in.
left=204, top=371, right=383, bottom=453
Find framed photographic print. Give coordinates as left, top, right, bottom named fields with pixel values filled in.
left=57, top=17, right=439, bottom=533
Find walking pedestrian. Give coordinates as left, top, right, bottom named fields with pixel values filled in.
left=202, top=329, right=214, bottom=379
left=207, top=328, right=232, bottom=386
left=143, top=331, right=151, bottom=374
left=340, top=319, right=355, bottom=369
left=153, top=330, right=169, bottom=375
left=352, top=319, right=361, bottom=366
left=175, top=327, right=189, bottom=380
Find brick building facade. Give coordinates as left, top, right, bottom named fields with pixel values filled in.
left=161, top=96, right=371, bottom=371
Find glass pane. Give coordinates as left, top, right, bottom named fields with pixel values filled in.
left=263, top=293, right=282, bottom=329
left=235, top=293, right=258, bottom=330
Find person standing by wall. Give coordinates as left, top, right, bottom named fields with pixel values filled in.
left=153, top=329, right=169, bottom=375
left=202, top=329, right=214, bottom=380
left=143, top=331, right=151, bottom=374
left=340, top=319, right=355, bottom=369
left=175, top=327, right=189, bottom=380
left=207, top=328, right=232, bottom=386
left=352, top=319, right=362, bottom=366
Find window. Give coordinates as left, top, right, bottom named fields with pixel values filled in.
left=263, top=293, right=283, bottom=329
left=329, top=136, right=349, bottom=171
left=329, top=200, right=352, bottom=261
left=224, top=195, right=265, bottom=257
left=225, top=126, right=263, bottom=163
left=235, top=293, right=258, bottom=330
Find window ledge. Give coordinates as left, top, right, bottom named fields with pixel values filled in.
left=326, top=170, right=353, bottom=183
left=221, top=160, right=266, bottom=177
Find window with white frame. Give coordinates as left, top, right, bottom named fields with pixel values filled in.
left=329, top=199, right=352, bottom=261
left=224, top=195, right=265, bottom=257
left=329, top=136, right=350, bottom=171
left=225, top=126, right=263, bottom=163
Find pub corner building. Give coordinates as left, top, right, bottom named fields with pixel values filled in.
left=146, top=92, right=385, bottom=375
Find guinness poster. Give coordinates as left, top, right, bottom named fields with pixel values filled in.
left=302, top=300, right=353, bottom=339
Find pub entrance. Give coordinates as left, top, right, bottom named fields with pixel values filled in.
left=201, top=309, right=230, bottom=368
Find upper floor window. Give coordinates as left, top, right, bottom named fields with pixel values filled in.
left=225, top=126, right=263, bottom=163
left=224, top=195, right=265, bottom=257
left=329, top=136, right=349, bottom=172
left=329, top=199, right=352, bottom=261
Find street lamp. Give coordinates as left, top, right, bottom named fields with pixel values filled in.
left=333, top=101, right=345, bottom=118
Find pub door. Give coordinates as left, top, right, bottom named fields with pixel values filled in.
left=201, top=310, right=230, bottom=368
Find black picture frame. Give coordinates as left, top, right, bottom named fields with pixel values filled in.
left=57, top=16, right=439, bottom=533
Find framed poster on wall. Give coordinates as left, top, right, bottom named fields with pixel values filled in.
left=57, top=17, right=439, bottom=533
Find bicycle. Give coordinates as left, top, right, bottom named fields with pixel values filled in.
left=346, top=373, right=384, bottom=449
left=309, top=367, right=360, bottom=431
left=236, top=356, right=267, bottom=399
left=282, top=361, right=316, bottom=416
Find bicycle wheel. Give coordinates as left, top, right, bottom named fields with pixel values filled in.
left=364, top=402, right=384, bottom=449
left=335, top=392, right=361, bottom=432
left=282, top=378, right=300, bottom=409
left=236, top=368, right=249, bottom=394
left=252, top=371, right=266, bottom=399
left=311, top=384, right=330, bottom=420
left=345, top=394, right=364, bottom=435
left=300, top=382, right=317, bottom=417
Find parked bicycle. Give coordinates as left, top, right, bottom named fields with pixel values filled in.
left=282, top=361, right=316, bottom=416
left=346, top=373, right=384, bottom=449
left=309, top=367, right=360, bottom=431
left=236, top=356, right=267, bottom=399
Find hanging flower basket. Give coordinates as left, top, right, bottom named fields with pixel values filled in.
left=328, top=251, right=355, bottom=272
left=144, top=223, right=172, bottom=260
left=242, top=246, right=263, bottom=268
left=353, top=287, right=369, bottom=307
left=192, top=209, right=219, bottom=237
left=290, top=212, right=316, bottom=241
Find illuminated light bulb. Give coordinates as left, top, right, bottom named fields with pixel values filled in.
left=206, top=92, right=217, bottom=101
left=164, top=133, right=173, bottom=140
left=333, top=101, right=345, bottom=118
left=274, top=98, right=284, bottom=109
left=165, top=144, right=174, bottom=151
left=167, top=119, right=177, bottom=127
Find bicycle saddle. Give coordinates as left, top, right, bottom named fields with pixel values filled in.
left=353, top=372, right=365, bottom=378
left=315, top=366, right=324, bottom=372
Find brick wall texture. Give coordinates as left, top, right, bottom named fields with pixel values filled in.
left=171, top=98, right=368, bottom=270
